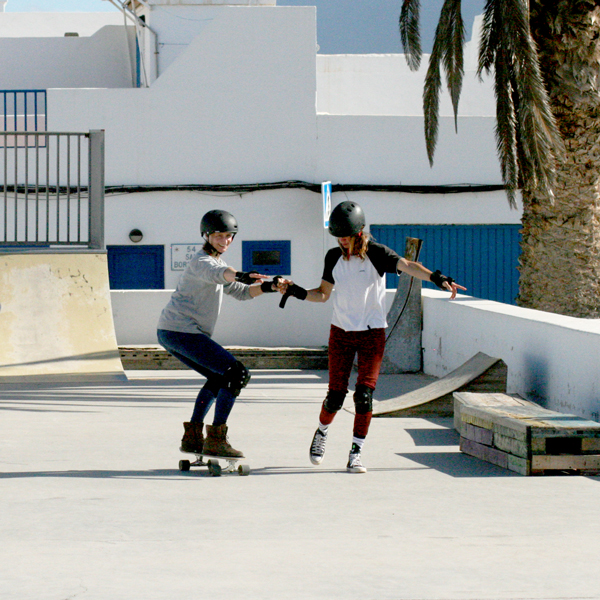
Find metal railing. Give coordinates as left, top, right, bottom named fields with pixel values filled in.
left=0, top=130, right=105, bottom=250
left=1, top=90, right=47, bottom=137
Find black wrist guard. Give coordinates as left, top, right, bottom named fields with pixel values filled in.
left=235, top=271, right=256, bottom=285
left=430, top=270, right=454, bottom=290
left=260, top=280, right=277, bottom=293
left=260, top=275, right=283, bottom=293
left=279, top=283, right=308, bottom=308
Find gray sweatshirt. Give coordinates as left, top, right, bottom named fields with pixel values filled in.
left=157, top=249, right=252, bottom=337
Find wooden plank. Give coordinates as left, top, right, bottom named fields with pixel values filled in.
left=532, top=454, right=600, bottom=472
left=453, top=392, right=543, bottom=435
left=373, top=352, right=504, bottom=417
left=493, top=421, right=529, bottom=444
left=454, top=391, right=536, bottom=409
left=582, top=438, right=600, bottom=453
left=531, top=438, right=545, bottom=453
left=493, top=432, right=529, bottom=458
left=460, top=437, right=509, bottom=470
left=507, top=454, right=530, bottom=476
left=460, top=405, right=530, bottom=442
left=529, top=417, right=600, bottom=436
left=462, top=422, right=493, bottom=446
left=461, top=412, right=495, bottom=432
left=380, top=237, right=423, bottom=374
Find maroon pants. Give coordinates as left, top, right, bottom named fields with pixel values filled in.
left=320, top=325, right=386, bottom=438
left=328, top=324, right=386, bottom=392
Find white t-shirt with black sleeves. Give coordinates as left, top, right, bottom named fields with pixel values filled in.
left=321, top=241, right=400, bottom=332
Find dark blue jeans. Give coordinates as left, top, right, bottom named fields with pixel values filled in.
left=157, top=329, right=238, bottom=425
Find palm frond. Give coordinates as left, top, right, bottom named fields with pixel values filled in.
left=441, top=0, right=465, bottom=130
left=424, top=47, right=442, bottom=166
left=477, top=0, right=562, bottom=203
left=493, top=50, right=519, bottom=207
left=400, top=0, right=422, bottom=70
left=504, top=0, right=562, bottom=196
left=477, top=0, right=499, bottom=78
left=423, top=0, right=464, bottom=163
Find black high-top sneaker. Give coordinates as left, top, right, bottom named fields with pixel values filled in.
left=346, top=451, right=367, bottom=473
left=309, top=428, right=328, bottom=465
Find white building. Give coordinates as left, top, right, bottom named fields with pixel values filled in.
left=0, top=0, right=519, bottom=347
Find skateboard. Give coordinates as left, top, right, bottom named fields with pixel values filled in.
left=178, top=450, right=250, bottom=476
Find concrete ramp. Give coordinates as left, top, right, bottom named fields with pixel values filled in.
left=0, top=252, right=126, bottom=383
left=372, top=352, right=507, bottom=417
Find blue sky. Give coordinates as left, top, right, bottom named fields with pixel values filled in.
left=5, top=0, right=117, bottom=10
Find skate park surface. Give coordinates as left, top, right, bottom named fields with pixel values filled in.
left=1, top=368, right=600, bottom=600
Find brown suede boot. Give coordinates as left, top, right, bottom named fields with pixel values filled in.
left=180, top=422, right=204, bottom=453
left=203, top=424, right=244, bottom=458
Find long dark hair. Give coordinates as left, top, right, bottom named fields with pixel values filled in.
left=339, top=229, right=370, bottom=260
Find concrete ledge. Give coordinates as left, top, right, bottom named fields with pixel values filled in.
left=119, top=345, right=328, bottom=370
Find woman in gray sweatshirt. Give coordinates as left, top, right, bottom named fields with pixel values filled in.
left=157, top=209, right=279, bottom=459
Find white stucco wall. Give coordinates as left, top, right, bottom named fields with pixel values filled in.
left=316, top=59, right=494, bottom=117
left=0, top=26, right=135, bottom=90
left=141, top=2, right=281, bottom=76
left=421, top=289, right=600, bottom=422
left=316, top=115, right=502, bottom=185
left=1, top=7, right=500, bottom=189
left=47, top=7, right=318, bottom=186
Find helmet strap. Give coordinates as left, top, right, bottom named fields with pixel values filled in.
left=203, top=235, right=220, bottom=257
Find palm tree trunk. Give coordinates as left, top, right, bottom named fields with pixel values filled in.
left=518, top=1, right=600, bottom=318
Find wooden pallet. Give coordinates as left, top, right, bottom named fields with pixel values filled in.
left=454, top=392, right=600, bottom=475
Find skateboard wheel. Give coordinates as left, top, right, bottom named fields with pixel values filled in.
left=238, top=464, right=250, bottom=476
left=179, top=459, right=191, bottom=472
left=208, top=460, right=222, bottom=477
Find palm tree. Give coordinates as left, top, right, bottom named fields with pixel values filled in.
left=400, top=0, right=600, bottom=317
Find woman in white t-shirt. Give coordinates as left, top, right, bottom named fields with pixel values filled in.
left=280, top=201, right=465, bottom=473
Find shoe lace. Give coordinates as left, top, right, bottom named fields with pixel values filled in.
left=348, top=453, right=362, bottom=467
left=311, top=430, right=327, bottom=455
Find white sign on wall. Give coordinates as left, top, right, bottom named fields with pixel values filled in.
left=322, top=181, right=332, bottom=229
left=171, top=244, right=201, bottom=271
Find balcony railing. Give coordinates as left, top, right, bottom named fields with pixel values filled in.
left=1, top=130, right=105, bottom=250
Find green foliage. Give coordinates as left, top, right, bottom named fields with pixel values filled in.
left=400, top=0, right=564, bottom=208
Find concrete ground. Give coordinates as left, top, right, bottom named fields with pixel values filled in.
left=1, top=369, right=599, bottom=600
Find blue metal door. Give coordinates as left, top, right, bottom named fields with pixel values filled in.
left=107, top=245, right=165, bottom=289
left=370, top=224, right=521, bottom=305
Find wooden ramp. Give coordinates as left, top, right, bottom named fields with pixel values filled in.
left=0, top=252, right=126, bottom=383
left=371, top=352, right=507, bottom=417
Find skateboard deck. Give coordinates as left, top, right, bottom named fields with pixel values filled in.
left=179, top=450, right=250, bottom=476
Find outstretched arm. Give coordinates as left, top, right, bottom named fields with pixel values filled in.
left=397, top=258, right=466, bottom=300
left=276, top=279, right=334, bottom=308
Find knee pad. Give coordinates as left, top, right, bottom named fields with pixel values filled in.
left=323, top=390, right=346, bottom=413
left=353, top=384, right=373, bottom=414
left=223, top=360, right=251, bottom=397
left=204, top=378, right=222, bottom=397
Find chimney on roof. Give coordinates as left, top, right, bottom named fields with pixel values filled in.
left=0, top=1, right=7, bottom=13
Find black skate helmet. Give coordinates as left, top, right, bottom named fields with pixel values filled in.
left=200, top=210, right=239, bottom=237
left=328, top=201, right=366, bottom=237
